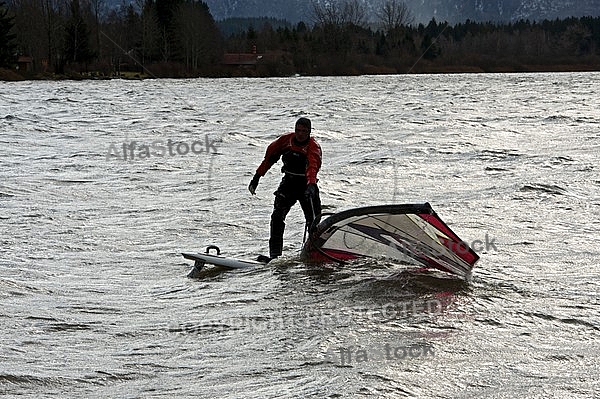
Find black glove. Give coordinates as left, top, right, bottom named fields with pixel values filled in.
left=248, top=173, right=260, bottom=195
left=304, top=183, right=318, bottom=201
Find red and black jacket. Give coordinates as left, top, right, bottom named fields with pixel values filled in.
left=255, top=132, right=322, bottom=185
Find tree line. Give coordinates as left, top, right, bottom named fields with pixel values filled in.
left=1, top=0, right=600, bottom=79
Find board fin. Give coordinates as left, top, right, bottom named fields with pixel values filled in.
left=186, top=245, right=217, bottom=277
left=256, top=255, right=272, bottom=264
left=187, top=260, right=206, bottom=278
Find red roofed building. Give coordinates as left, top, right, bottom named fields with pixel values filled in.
left=17, top=56, right=34, bottom=72
left=222, top=45, right=263, bottom=67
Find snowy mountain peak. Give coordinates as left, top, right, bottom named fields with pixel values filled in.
left=204, top=0, right=600, bottom=23
left=105, top=0, right=600, bottom=24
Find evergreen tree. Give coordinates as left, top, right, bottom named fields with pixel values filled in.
left=155, top=0, right=183, bottom=61
left=421, top=34, right=441, bottom=60
left=0, top=1, right=16, bottom=67
left=173, top=0, right=222, bottom=70
left=64, top=0, right=94, bottom=65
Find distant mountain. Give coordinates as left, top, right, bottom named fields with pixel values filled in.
left=407, top=0, right=600, bottom=24
left=104, top=0, right=600, bottom=25
left=205, top=0, right=600, bottom=24
left=202, top=0, right=308, bottom=23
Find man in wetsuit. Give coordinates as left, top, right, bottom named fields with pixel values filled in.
left=248, top=117, right=322, bottom=261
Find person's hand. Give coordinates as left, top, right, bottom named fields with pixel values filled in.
left=248, top=174, right=260, bottom=195
left=304, top=183, right=318, bottom=200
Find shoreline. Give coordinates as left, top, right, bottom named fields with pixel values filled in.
left=2, top=64, right=600, bottom=82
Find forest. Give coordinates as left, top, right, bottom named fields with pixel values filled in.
left=1, top=0, right=600, bottom=80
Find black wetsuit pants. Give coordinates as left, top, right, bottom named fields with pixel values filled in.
left=269, top=175, right=321, bottom=259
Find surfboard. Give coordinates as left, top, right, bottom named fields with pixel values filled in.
left=182, top=245, right=267, bottom=277
left=182, top=252, right=263, bottom=269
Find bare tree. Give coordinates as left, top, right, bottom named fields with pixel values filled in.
left=135, top=0, right=158, bottom=68
left=89, top=0, right=102, bottom=57
left=173, top=1, right=220, bottom=71
left=9, top=0, right=66, bottom=71
left=376, top=0, right=413, bottom=33
left=342, top=0, right=366, bottom=27
left=311, top=0, right=367, bottom=27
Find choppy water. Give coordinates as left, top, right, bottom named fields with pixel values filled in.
left=1, top=73, right=599, bottom=398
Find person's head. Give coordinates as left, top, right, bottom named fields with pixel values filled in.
left=294, top=117, right=311, bottom=143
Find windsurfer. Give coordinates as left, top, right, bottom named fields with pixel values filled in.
left=248, top=117, right=322, bottom=260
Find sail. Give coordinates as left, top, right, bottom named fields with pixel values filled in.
left=301, top=203, right=479, bottom=279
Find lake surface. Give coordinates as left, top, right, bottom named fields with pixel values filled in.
left=1, top=72, right=599, bottom=398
